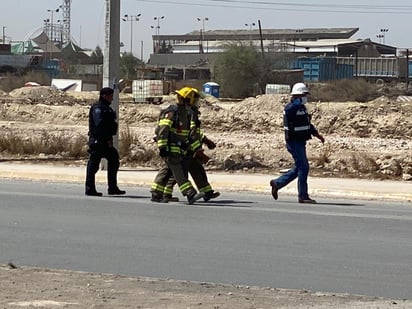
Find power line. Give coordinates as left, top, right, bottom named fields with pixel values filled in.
left=138, top=0, right=412, bottom=14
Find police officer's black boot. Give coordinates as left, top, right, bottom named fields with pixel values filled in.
left=85, top=184, right=102, bottom=196
left=107, top=163, right=125, bottom=195
left=108, top=187, right=126, bottom=195
left=85, top=158, right=102, bottom=196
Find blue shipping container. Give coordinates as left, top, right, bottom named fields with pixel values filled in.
left=294, top=58, right=353, bottom=82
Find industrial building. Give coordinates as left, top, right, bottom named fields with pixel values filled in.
left=147, top=27, right=400, bottom=82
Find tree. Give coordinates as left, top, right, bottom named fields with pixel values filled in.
left=90, top=46, right=103, bottom=64
left=214, top=42, right=295, bottom=98
left=214, top=43, right=262, bottom=98
left=120, top=52, right=145, bottom=80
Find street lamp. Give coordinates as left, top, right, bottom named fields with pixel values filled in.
left=294, top=29, right=303, bottom=52
left=245, top=22, right=255, bottom=30
left=122, top=13, right=141, bottom=55
left=57, top=19, right=67, bottom=48
left=376, top=34, right=384, bottom=44
left=47, top=6, right=61, bottom=42
left=46, top=6, right=61, bottom=61
left=245, top=23, right=256, bottom=45
left=197, top=17, right=209, bottom=53
left=380, top=28, right=389, bottom=44
left=152, top=16, right=164, bottom=52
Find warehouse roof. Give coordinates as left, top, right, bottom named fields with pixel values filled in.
left=156, top=27, right=359, bottom=42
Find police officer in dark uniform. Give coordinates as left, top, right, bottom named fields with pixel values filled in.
left=85, top=87, right=126, bottom=196
left=269, top=83, right=324, bottom=204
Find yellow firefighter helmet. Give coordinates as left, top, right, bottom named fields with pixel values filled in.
left=175, top=87, right=200, bottom=106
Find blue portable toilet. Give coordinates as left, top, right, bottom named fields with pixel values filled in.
left=202, top=82, right=220, bottom=98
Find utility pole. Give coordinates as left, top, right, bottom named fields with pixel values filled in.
left=258, top=20, right=264, bottom=59
left=406, top=49, right=409, bottom=88
left=103, top=0, right=120, bottom=150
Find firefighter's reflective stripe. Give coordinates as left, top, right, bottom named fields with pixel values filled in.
left=151, top=182, right=165, bottom=192
left=169, top=145, right=182, bottom=154
left=179, top=181, right=192, bottom=192
left=159, top=118, right=173, bottom=127
left=199, top=184, right=212, bottom=193
left=188, top=119, right=204, bottom=151
left=189, top=140, right=202, bottom=151
left=170, top=127, right=190, bottom=136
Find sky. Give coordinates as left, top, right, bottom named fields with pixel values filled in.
left=1, top=0, right=412, bottom=61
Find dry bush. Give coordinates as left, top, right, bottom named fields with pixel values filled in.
left=311, top=143, right=332, bottom=167
left=119, top=126, right=135, bottom=157
left=349, top=152, right=379, bottom=174
left=0, top=128, right=159, bottom=166
left=0, top=131, right=87, bottom=158
left=119, top=127, right=159, bottom=166
left=309, top=79, right=379, bottom=102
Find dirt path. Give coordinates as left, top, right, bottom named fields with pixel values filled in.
left=1, top=265, right=411, bottom=308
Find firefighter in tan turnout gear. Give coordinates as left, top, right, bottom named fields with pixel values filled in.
left=150, top=87, right=205, bottom=204
left=162, top=98, right=220, bottom=203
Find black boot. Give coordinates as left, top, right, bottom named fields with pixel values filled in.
left=108, top=187, right=126, bottom=195
left=85, top=188, right=103, bottom=197
left=203, top=190, right=220, bottom=201
left=162, top=194, right=179, bottom=202
left=187, top=191, right=205, bottom=205
left=151, top=192, right=164, bottom=203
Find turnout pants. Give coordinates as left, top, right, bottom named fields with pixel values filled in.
left=164, top=157, right=213, bottom=196
left=151, top=155, right=196, bottom=197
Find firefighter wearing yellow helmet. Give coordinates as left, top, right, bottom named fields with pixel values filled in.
left=150, top=87, right=204, bottom=204
left=175, top=86, right=201, bottom=107
left=162, top=93, right=220, bottom=203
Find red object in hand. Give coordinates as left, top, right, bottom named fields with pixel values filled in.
left=194, top=149, right=210, bottom=164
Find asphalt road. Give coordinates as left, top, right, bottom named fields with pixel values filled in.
left=1, top=179, right=412, bottom=299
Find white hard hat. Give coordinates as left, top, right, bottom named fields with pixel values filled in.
left=290, top=82, right=309, bottom=95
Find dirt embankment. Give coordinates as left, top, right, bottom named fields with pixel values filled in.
left=1, top=86, right=411, bottom=181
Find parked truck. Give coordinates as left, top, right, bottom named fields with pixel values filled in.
left=132, top=79, right=163, bottom=103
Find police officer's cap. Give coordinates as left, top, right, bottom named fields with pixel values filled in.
left=100, top=87, right=114, bottom=96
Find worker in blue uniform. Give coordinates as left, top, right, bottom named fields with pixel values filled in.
left=270, top=82, right=324, bottom=204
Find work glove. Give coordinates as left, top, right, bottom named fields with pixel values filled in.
left=159, top=147, right=169, bottom=158
left=203, top=136, right=216, bottom=150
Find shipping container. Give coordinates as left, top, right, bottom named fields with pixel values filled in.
left=294, top=57, right=353, bottom=82
left=336, top=57, right=399, bottom=78
left=132, top=80, right=163, bottom=103
left=408, top=60, right=412, bottom=78
left=336, top=64, right=354, bottom=80
left=265, top=84, right=290, bottom=94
